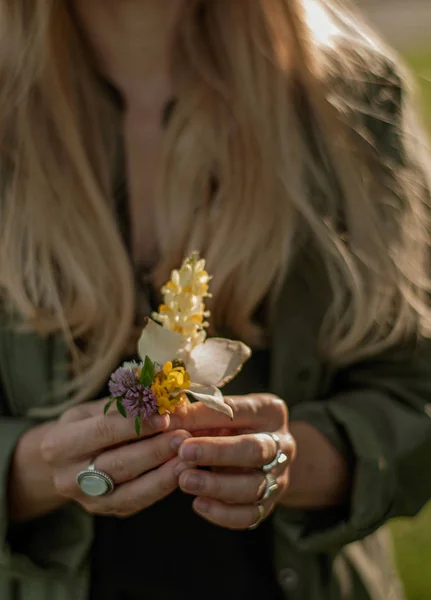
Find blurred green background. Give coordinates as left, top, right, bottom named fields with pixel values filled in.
left=360, top=3, right=431, bottom=599
left=406, top=48, right=431, bottom=128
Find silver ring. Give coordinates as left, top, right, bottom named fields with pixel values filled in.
left=77, top=464, right=115, bottom=497
left=261, top=472, right=279, bottom=501
left=248, top=503, right=265, bottom=530
left=261, top=433, right=288, bottom=473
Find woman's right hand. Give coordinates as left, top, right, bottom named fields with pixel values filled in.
left=10, top=399, right=190, bottom=521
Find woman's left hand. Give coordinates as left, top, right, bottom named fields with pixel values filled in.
left=169, top=394, right=296, bottom=530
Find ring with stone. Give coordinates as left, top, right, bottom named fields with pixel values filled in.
left=77, top=464, right=115, bottom=497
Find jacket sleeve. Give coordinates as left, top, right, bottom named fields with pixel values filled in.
left=0, top=330, right=93, bottom=581
left=276, top=340, right=431, bottom=553
left=274, top=56, right=431, bottom=552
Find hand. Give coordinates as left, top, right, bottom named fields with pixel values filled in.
left=38, top=399, right=191, bottom=518
left=168, top=394, right=296, bottom=530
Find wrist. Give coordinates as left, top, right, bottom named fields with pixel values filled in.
left=279, top=421, right=352, bottom=509
left=8, top=422, right=67, bottom=522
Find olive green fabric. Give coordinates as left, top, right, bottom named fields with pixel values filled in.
left=0, top=62, right=430, bottom=600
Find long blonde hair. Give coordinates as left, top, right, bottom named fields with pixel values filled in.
left=0, top=0, right=430, bottom=412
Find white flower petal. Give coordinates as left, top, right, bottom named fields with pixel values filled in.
left=138, top=318, right=185, bottom=365
left=186, top=338, right=251, bottom=388
left=122, top=360, right=141, bottom=371
left=187, top=384, right=233, bottom=419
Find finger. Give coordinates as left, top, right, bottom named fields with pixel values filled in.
left=59, top=398, right=110, bottom=424
left=192, top=497, right=270, bottom=530
left=178, top=432, right=295, bottom=469
left=179, top=468, right=269, bottom=504
left=83, top=456, right=187, bottom=517
left=54, top=430, right=192, bottom=496
left=191, top=428, right=234, bottom=438
left=41, top=411, right=170, bottom=467
left=169, top=394, right=287, bottom=434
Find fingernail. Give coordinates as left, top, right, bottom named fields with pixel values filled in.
left=173, top=460, right=188, bottom=477
left=195, top=497, right=210, bottom=513
left=149, top=414, right=169, bottom=430
left=180, top=444, right=201, bottom=462
left=171, top=434, right=190, bottom=451
left=183, top=473, right=202, bottom=492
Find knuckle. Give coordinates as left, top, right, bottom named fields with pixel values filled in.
left=158, top=471, right=176, bottom=495
left=185, top=406, right=199, bottom=432
left=168, top=429, right=189, bottom=442
left=257, top=393, right=287, bottom=423
left=152, top=439, right=169, bottom=465
left=53, top=473, right=74, bottom=497
left=260, top=393, right=282, bottom=405
left=208, top=474, right=221, bottom=497
left=108, top=455, right=131, bottom=481
left=249, top=437, right=267, bottom=465
left=93, top=417, right=116, bottom=446
left=60, top=406, right=86, bottom=424
left=212, top=441, right=225, bottom=464
left=40, top=434, right=61, bottom=465
left=272, top=397, right=288, bottom=417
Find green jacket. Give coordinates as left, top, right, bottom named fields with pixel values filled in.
left=0, top=62, right=430, bottom=600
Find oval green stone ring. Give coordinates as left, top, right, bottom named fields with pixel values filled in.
left=77, top=464, right=115, bottom=497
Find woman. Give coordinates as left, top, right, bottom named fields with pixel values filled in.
left=1, top=0, right=430, bottom=598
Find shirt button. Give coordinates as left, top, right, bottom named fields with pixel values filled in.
left=278, top=567, right=299, bottom=591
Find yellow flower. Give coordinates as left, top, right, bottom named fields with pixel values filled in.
left=152, top=252, right=211, bottom=349
left=151, top=361, right=191, bottom=414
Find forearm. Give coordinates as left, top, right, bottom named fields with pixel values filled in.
left=279, top=421, right=351, bottom=509
left=8, top=422, right=68, bottom=522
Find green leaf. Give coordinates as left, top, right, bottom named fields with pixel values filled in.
left=116, top=397, right=127, bottom=418
left=140, top=355, right=155, bottom=387
left=104, top=397, right=115, bottom=415
left=134, top=415, right=142, bottom=437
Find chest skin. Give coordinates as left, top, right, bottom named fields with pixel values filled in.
left=123, top=105, right=163, bottom=271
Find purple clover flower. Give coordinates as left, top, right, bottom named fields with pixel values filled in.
left=109, top=366, right=157, bottom=420
left=123, top=386, right=157, bottom=419
left=109, top=368, right=137, bottom=398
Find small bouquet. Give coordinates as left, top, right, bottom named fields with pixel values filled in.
left=105, top=253, right=251, bottom=435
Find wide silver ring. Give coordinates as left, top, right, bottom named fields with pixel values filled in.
left=248, top=503, right=265, bottom=530
left=261, top=472, right=279, bottom=501
left=77, top=464, right=115, bottom=497
left=261, top=432, right=288, bottom=473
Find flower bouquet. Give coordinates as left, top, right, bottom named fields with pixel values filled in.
left=105, top=253, right=251, bottom=435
